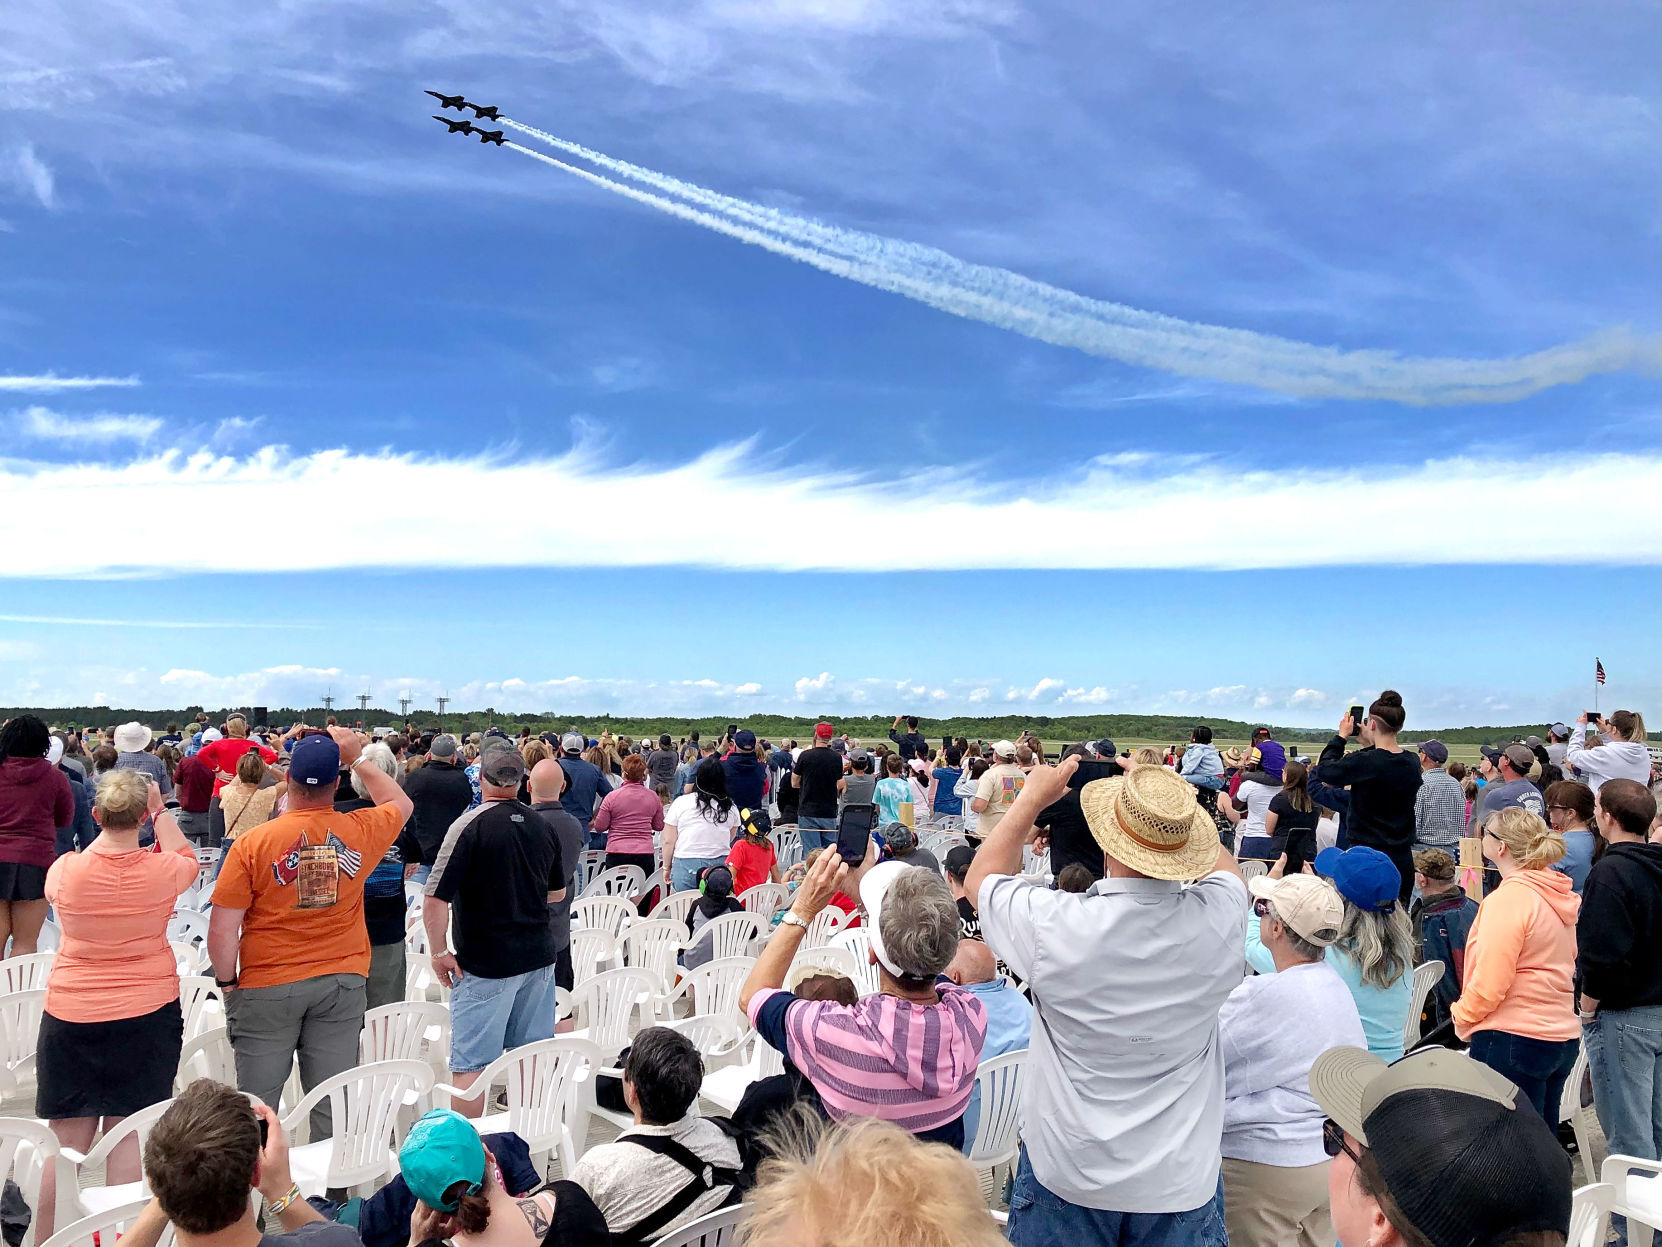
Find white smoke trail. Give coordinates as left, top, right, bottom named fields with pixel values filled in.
left=500, top=123, right=1656, bottom=405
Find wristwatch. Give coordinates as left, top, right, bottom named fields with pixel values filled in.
left=778, top=910, right=811, bottom=932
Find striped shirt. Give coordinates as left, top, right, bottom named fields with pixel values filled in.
left=747, top=982, right=987, bottom=1139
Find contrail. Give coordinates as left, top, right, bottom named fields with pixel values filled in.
left=500, top=122, right=1656, bottom=405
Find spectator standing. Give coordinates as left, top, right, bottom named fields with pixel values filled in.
left=1314, top=692, right=1421, bottom=905
left=791, top=723, right=845, bottom=852
left=663, top=758, right=745, bottom=894
left=1471, top=742, right=1547, bottom=836
left=645, top=733, right=680, bottom=793
left=112, top=722, right=172, bottom=796
left=1543, top=722, right=1571, bottom=767
left=217, top=749, right=279, bottom=872
left=425, top=741, right=564, bottom=1116
left=1263, top=760, right=1320, bottom=877
left=931, top=746, right=965, bottom=830
left=1452, top=807, right=1579, bottom=1121
left=873, top=754, right=912, bottom=826
left=0, top=714, right=72, bottom=956
left=889, top=715, right=928, bottom=761
left=943, top=939, right=1031, bottom=1154
left=1409, top=848, right=1477, bottom=1034
left=333, top=742, right=421, bottom=1011
left=721, top=728, right=770, bottom=827
left=841, top=749, right=877, bottom=809
left=1221, top=744, right=1282, bottom=860
left=49, top=735, right=96, bottom=856
left=726, top=812, right=780, bottom=895
left=1220, top=874, right=1365, bottom=1247
left=526, top=758, right=585, bottom=991
left=208, top=728, right=412, bottom=1137
left=1545, top=778, right=1600, bottom=892
left=1577, top=778, right=1662, bottom=1222
left=35, top=771, right=200, bottom=1239
left=964, top=757, right=1245, bottom=1246
left=592, top=753, right=665, bottom=895
left=1411, top=739, right=1465, bottom=853
left=173, top=744, right=214, bottom=844
left=1568, top=709, right=1652, bottom=793
left=558, top=731, right=614, bottom=848
left=969, top=740, right=1026, bottom=845
left=403, top=733, right=474, bottom=884
left=196, top=715, right=278, bottom=842
left=1032, top=744, right=1108, bottom=886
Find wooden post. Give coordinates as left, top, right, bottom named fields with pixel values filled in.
left=1458, top=836, right=1485, bottom=903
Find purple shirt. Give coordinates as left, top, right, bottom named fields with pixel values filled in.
left=591, top=781, right=665, bottom=854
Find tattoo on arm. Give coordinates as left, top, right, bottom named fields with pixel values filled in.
left=517, top=1197, right=551, bottom=1237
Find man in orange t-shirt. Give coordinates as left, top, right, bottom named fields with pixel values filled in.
left=208, top=726, right=411, bottom=1136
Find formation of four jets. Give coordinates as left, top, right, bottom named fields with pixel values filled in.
left=425, top=90, right=505, bottom=145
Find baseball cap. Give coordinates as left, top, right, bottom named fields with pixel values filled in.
left=848, top=747, right=871, bottom=763
left=1525, top=735, right=1542, bottom=748
left=1309, top=1047, right=1571, bottom=1247
left=560, top=732, right=584, bottom=753
left=200, top=727, right=223, bottom=743
left=814, top=722, right=834, bottom=740
left=1502, top=743, right=1535, bottom=772
left=733, top=728, right=756, bottom=750
left=858, top=861, right=915, bottom=977
left=700, top=864, right=734, bottom=898
left=1247, top=874, right=1344, bottom=946
left=991, top=739, right=1017, bottom=760
left=943, top=844, right=976, bottom=881
left=479, top=740, right=525, bottom=786
left=1549, top=722, right=1569, bottom=738
left=1091, top=737, right=1116, bottom=758
left=398, top=1109, right=486, bottom=1212
left=289, top=734, right=342, bottom=787
left=1479, top=744, right=1501, bottom=764
left=1315, top=846, right=1401, bottom=911
left=1416, top=739, right=1448, bottom=764
left=830, top=737, right=847, bottom=754
left=428, top=733, right=459, bottom=760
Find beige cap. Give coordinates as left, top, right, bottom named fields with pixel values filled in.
left=991, top=739, right=1018, bottom=759
left=1248, top=873, right=1344, bottom=946
left=1309, top=1046, right=1518, bottom=1144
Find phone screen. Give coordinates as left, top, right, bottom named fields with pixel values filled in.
left=835, top=803, right=878, bottom=866
left=1067, top=758, right=1122, bottom=791
left=1348, top=705, right=1365, bottom=726
left=258, top=1116, right=269, bottom=1149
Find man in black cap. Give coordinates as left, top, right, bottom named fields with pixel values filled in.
left=1310, top=1046, right=1571, bottom=1247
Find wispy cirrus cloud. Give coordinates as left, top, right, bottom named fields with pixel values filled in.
left=10, top=404, right=161, bottom=441
left=0, top=373, right=140, bottom=392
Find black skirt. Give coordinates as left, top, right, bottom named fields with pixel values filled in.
left=36, top=998, right=184, bottom=1119
left=0, top=863, right=47, bottom=902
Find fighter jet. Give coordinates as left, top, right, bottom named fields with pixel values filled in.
left=425, top=90, right=466, bottom=110
left=475, top=128, right=506, bottom=146
left=433, top=115, right=477, bottom=135
left=466, top=102, right=500, bottom=121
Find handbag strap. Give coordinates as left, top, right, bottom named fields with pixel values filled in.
left=613, top=1133, right=740, bottom=1247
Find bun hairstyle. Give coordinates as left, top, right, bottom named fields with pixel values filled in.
left=1486, top=807, right=1567, bottom=870
left=1368, top=690, right=1406, bottom=734
left=95, top=768, right=151, bottom=830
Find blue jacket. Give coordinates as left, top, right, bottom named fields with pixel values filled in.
left=1306, top=777, right=1352, bottom=849
left=1414, top=890, right=1477, bottom=1031
left=558, top=755, right=613, bottom=830
left=55, top=767, right=97, bottom=856
left=722, top=752, right=768, bottom=810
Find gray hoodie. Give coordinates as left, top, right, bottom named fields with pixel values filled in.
left=1566, top=726, right=1652, bottom=794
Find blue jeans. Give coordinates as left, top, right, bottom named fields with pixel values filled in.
left=448, top=962, right=560, bottom=1073
left=797, top=816, right=835, bottom=855
left=1586, top=1005, right=1662, bottom=1161
left=670, top=855, right=726, bottom=894
left=1006, top=1147, right=1227, bottom=1247
left=1467, top=1029, right=1579, bottom=1122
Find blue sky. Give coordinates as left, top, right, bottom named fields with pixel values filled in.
left=1, top=0, right=1657, bottom=726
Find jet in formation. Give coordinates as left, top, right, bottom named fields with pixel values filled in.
left=425, top=90, right=501, bottom=121
left=430, top=114, right=506, bottom=144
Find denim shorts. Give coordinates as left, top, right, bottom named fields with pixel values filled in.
left=448, top=962, right=559, bottom=1073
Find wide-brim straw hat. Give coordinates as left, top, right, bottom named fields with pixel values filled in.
left=1221, top=747, right=1247, bottom=767
left=1080, top=765, right=1220, bottom=881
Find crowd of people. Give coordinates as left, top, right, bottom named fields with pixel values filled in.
left=0, top=692, right=1657, bottom=1247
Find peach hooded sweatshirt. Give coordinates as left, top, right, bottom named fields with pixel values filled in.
left=1452, top=868, right=1580, bottom=1042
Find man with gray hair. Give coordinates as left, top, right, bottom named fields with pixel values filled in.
left=739, top=850, right=988, bottom=1146
left=425, top=739, right=567, bottom=1116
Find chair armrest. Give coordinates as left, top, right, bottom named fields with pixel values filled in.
left=431, top=1079, right=491, bottom=1109
left=1604, top=1154, right=1662, bottom=1184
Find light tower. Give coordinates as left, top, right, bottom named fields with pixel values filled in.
left=356, top=690, right=372, bottom=715
left=399, top=691, right=412, bottom=720
left=435, top=693, right=450, bottom=723
left=320, top=688, right=335, bottom=715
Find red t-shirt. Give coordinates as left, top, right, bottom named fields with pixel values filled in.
left=726, top=838, right=777, bottom=896
left=196, top=738, right=278, bottom=796
left=174, top=754, right=215, bottom=813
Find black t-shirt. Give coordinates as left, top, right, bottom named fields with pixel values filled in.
left=1316, top=738, right=1421, bottom=902
left=531, top=800, right=587, bottom=954
left=957, top=895, right=982, bottom=942
left=403, top=759, right=477, bottom=864
left=429, top=799, right=564, bottom=979
left=1267, top=792, right=1319, bottom=875
left=1035, top=790, right=1103, bottom=884
left=336, top=796, right=422, bottom=946
left=793, top=747, right=844, bottom=819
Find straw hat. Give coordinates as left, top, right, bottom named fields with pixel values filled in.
left=1221, top=747, right=1247, bottom=768
left=1080, top=764, right=1220, bottom=881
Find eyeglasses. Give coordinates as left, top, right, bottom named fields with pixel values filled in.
left=1323, top=1118, right=1362, bottom=1164
left=1252, top=898, right=1274, bottom=918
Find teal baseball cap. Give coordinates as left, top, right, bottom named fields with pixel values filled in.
left=398, top=1109, right=486, bottom=1211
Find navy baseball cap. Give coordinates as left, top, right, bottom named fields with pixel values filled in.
left=1315, top=846, right=1401, bottom=911
left=1480, top=745, right=1502, bottom=764
left=734, top=729, right=757, bottom=749
left=289, top=734, right=341, bottom=787
left=1417, top=739, right=1449, bottom=764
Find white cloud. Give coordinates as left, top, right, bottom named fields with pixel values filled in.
left=12, top=405, right=161, bottom=441
left=3, top=440, right=1653, bottom=575
left=966, top=687, right=989, bottom=703
left=1288, top=688, right=1328, bottom=708
left=794, top=671, right=835, bottom=699
left=0, top=373, right=140, bottom=392
left=7, top=143, right=56, bottom=208
left=733, top=682, right=762, bottom=696
left=1060, top=685, right=1113, bottom=705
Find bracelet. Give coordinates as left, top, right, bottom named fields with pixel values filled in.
left=267, top=1184, right=302, bottom=1215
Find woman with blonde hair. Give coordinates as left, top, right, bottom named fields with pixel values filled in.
left=1452, top=806, right=1580, bottom=1120
left=1568, top=709, right=1652, bottom=793
left=742, top=1115, right=1006, bottom=1247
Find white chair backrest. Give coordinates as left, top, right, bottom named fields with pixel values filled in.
left=1560, top=1042, right=1597, bottom=1184
left=570, top=927, right=623, bottom=984
left=0, top=1116, right=76, bottom=1239
left=581, top=865, right=647, bottom=901
left=801, top=906, right=846, bottom=950
left=1238, top=859, right=1268, bottom=880
left=663, top=1012, right=749, bottom=1061
left=404, top=880, right=424, bottom=909
left=966, top=1049, right=1027, bottom=1169
left=1567, top=1182, right=1615, bottom=1247
left=170, top=940, right=203, bottom=978
left=35, top=918, right=61, bottom=954
left=739, top=883, right=789, bottom=918
left=830, top=928, right=882, bottom=997
left=666, top=958, right=753, bottom=1020
left=40, top=1197, right=177, bottom=1247
left=647, top=889, right=701, bottom=928
left=450, top=1037, right=603, bottom=1178
left=694, top=912, right=768, bottom=963
left=404, top=955, right=450, bottom=1004
left=63, top=1095, right=174, bottom=1185
left=0, top=990, right=45, bottom=1093
left=578, top=849, right=607, bottom=892
left=0, top=953, right=53, bottom=995
left=622, top=919, right=687, bottom=993
left=566, top=968, right=657, bottom=1058
left=787, top=944, right=860, bottom=989
left=176, top=1026, right=237, bottom=1092
left=167, top=909, right=210, bottom=947
left=648, top=1201, right=748, bottom=1247
left=360, top=1001, right=450, bottom=1066
left=178, top=976, right=225, bottom=1040
left=1405, top=960, right=1445, bottom=1050
left=280, top=1060, right=434, bottom=1186
left=772, top=830, right=803, bottom=871
left=573, top=896, right=636, bottom=941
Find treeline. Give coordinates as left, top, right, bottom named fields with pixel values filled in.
left=8, top=705, right=1649, bottom=747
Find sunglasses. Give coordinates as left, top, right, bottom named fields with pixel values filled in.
left=1322, top=1118, right=1362, bottom=1164
left=1252, top=898, right=1274, bottom=918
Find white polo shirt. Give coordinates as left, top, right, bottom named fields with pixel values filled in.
left=978, top=870, right=1248, bottom=1213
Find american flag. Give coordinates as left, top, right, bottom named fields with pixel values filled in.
left=1596, top=659, right=1606, bottom=686
left=326, top=832, right=363, bottom=878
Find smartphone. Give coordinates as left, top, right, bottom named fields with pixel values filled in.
left=1585, top=711, right=1598, bottom=725
left=258, top=1116, right=269, bottom=1149
left=1348, top=705, right=1365, bottom=726
left=1067, top=758, right=1121, bottom=791
left=835, top=803, right=878, bottom=866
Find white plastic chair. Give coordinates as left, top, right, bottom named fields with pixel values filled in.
left=565, top=968, right=658, bottom=1060
left=581, top=864, right=647, bottom=901
left=280, top=1059, right=434, bottom=1197
left=577, top=849, right=607, bottom=892
left=0, top=953, right=53, bottom=995
left=966, top=1049, right=1027, bottom=1173
left=1238, top=859, right=1268, bottom=881
left=661, top=958, right=753, bottom=1021
left=62, top=1097, right=174, bottom=1217
left=39, top=1197, right=176, bottom=1247
left=800, top=906, right=847, bottom=950
left=688, top=912, right=768, bottom=963
left=359, top=1000, right=450, bottom=1070
left=178, top=976, right=225, bottom=1040
left=167, top=909, right=210, bottom=948
left=170, top=940, right=203, bottom=977
left=175, top=1026, right=237, bottom=1092
left=0, top=989, right=45, bottom=1099
left=572, top=896, right=636, bottom=942
left=700, top=1031, right=785, bottom=1115
left=1569, top=1182, right=1616, bottom=1247
left=404, top=880, right=424, bottom=908
left=772, top=830, right=802, bottom=872
left=0, top=1117, right=78, bottom=1242
left=35, top=918, right=61, bottom=954
left=1403, top=960, right=1444, bottom=1051
left=570, top=928, right=623, bottom=984
left=648, top=889, right=702, bottom=928
left=647, top=1202, right=747, bottom=1247
left=830, top=928, right=882, bottom=997
left=1560, top=1043, right=1599, bottom=1185
left=664, top=1013, right=750, bottom=1066
left=738, top=883, right=789, bottom=918
left=434, top=1037, right=603, bottom=1179
left=1603, top=1155, right=1662, bottom=1247
left=623, top=919, right=689, bottom=996
left=404, top=955, right=451, bottom=1005
left=787, top=944, right=861, bottom=991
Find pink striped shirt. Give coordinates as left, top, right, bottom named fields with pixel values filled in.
left=591, top=781, right=665, bottom=854
left=747, top=983, right=987, bottom=1133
